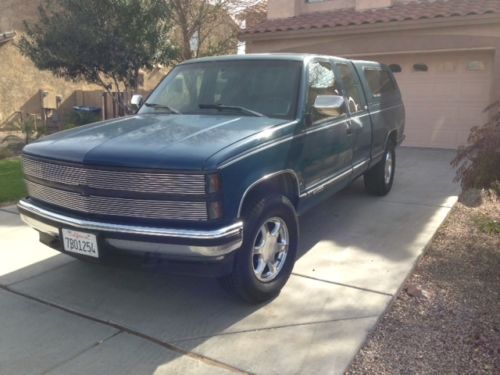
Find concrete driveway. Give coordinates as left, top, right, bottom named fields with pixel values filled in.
left=0, top=147, right=459, bottom=375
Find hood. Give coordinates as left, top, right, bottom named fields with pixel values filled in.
left=23, top=114, right=287, bottom=170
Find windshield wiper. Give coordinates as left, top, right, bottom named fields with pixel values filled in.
left=144, top=103, right=181, bottom=114
left=199, top=104, right=265, bottom=117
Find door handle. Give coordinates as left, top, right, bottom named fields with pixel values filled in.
left=346, top=122, right=353, bottom=135
left=349, top=118, right=363, bottom=129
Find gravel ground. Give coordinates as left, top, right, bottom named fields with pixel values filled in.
left=346, top=192, right=500, bottom=375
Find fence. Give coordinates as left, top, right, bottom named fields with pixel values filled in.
left=0, top=89, right=150, bottom=146
left=73, top=90, right=151, bottom=120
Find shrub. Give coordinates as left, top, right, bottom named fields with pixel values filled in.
left=473, top=214, right=500, bottom=236
left=13, top=116, right=37, bottom=144
left=492, top=181, right=500, bottom=195
left=5, top=116, right=40, bottom=144
left=1, top=135, right=26, bottom=159
left=452, top=101, right=500, bottom=195
left=0, top=147, right=13, bottom=160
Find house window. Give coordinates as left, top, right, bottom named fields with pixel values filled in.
left=389, top=64, right=402, bottom=73
left=413, top=63, right=428, bottom=72
left=436, top=62, right=456, bottom=73
left=467, top=61, right=486, bottom=71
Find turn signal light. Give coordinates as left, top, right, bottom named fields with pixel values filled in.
left=206, top=174, right=222, bottom=194
left=208, top=201, right=223, bottom=220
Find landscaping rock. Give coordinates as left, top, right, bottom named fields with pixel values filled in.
left=347, top=197, right=500, bottom=375
left=405, top=284, right=423, bottom=298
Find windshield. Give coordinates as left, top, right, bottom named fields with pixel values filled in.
left=140, top=60, right=303, bottom=120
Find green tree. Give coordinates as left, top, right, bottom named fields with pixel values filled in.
left=19, top=0, right=178, bottom=112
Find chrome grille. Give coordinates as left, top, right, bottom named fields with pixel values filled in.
left=22, top=157, right=206, bottom=195
left=26, top=181, right=208, bottom=221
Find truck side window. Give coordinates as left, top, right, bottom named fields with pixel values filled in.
left=363, top=68, right=397, bottom=97
left=307, top=61, right=343, bottom=125
left=337, top=63, right=366, bottom=113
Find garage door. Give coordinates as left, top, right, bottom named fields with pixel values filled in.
left=370, top=51, right=493, bottom=149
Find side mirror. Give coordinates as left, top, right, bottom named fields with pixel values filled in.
left=130, top=94, right=143, bottom=110
left=313, top=95, right=345, bottom=115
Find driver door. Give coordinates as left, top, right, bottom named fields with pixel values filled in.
left=299, top=59, right=353, bottom=192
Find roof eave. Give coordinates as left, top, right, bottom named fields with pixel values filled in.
left=240, top=13, right=500, bottom=41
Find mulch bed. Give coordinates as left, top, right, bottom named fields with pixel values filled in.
left=346, top=192, right=500, bottom=374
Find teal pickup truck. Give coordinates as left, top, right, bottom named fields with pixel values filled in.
left=18, top=54, right=405, bottom=303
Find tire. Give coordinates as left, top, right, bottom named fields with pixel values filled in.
left=219, top=194, right=298, bottom=303
left=364, top=141, right=396, bottom=196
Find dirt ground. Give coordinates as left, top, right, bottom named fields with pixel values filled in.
left=346, top=192, right=500, bottom=374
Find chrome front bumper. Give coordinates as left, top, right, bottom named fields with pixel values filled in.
left=18, top=199, right=243, bottom=258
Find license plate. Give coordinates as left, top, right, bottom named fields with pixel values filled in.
left=62, top=229, right=99, bottom=258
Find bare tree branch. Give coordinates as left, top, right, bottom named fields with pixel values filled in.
left=166, top=0, right=263, bottom=60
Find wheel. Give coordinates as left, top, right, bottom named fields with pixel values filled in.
left=219, top=194, right=298, bottom=303
left=364, top=142, right=396, bottom=196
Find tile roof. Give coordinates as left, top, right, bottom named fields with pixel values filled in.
left=243, top=0, right=500, bottom=35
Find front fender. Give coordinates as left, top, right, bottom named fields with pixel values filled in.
left=218, top=136, right=303, bottom=221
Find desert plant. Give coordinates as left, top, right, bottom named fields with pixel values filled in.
left=452, top=101, right=500, bottom=195
left=13, top=116, right=37, bottom=144
left=4, top=115, right=45, bottom=145
left=473, top=214, right=500, bottom=236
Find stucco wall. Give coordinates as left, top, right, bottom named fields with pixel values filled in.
left=268, top=0, right=353, bottom=19
left=0, top=0, right=102, bottom=127
left=268, top=0, right=443, bottom=19
left=0, top=0, right=41, bottom=31
left=297, top=0, right=354, bottom=15
left=0, top=38, right=102, bottom=125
